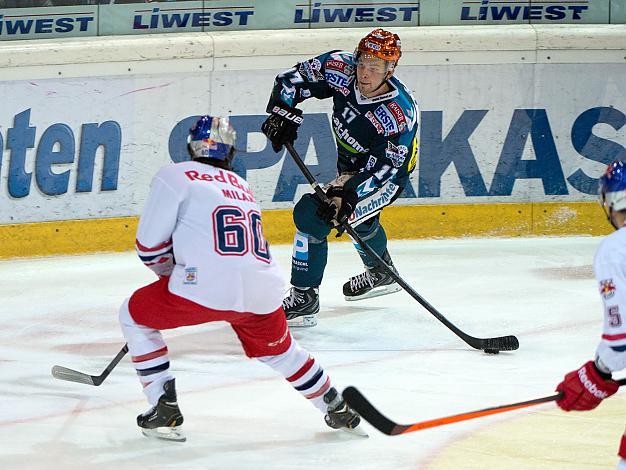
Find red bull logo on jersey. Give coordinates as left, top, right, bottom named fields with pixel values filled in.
left=184, top=169, right=254, bottom=198
left=600, top=279, right=616, bottom=299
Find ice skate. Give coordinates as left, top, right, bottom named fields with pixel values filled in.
left=137, top=378, right=186, bottom=442
left=323, top=387, right=368, bottom=437
left=343, top=261, right=401, bottom=301
left=282, top=287, right=319, bottom=327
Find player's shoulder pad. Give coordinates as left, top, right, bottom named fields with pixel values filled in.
left=389, top=77, right=419, bottom=129
left=596, top=228, right=626, bottom=267
left=323, top=51, right=356, bottom=75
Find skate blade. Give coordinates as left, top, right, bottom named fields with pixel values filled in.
left=287, top=314, right=318, bottom=328
left=141, top=426, right=186, bottom=442
left=340, top=425, right=369, bottom=438
left=344, top=283, right=402, bottom=302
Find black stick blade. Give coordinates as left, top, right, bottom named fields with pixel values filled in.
left=51, top=365, right=96, bottom=386
left=482, top=335, right=519, bottom=351
left=343, top=386, right=406, bottom=436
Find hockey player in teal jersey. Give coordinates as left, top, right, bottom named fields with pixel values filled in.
left=262, top=28, right=420, bottom=327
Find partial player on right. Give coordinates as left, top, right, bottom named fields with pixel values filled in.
left=555, top=160, right=626, bottom=469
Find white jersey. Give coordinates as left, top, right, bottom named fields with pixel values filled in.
left=594, top=226, right=626, bottom=372
left=135, top=161, right=285, bottom=315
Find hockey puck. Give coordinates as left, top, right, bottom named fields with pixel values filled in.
left=484, top=348, right=500, bottom=354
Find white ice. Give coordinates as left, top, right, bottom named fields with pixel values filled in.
left=1, top=237, right=623, bottom=469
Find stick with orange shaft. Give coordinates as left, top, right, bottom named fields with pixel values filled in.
left=343, top=379, right=626, bottom=436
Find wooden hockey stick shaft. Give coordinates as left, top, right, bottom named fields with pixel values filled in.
left=284, top=142, right=519, bottom=352
left=343, top=379, right=626, bottom=436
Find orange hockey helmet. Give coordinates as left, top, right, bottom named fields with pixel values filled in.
left=356, top=28, right=402, bottom=66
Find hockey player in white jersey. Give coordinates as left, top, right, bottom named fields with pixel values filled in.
left=555, top=160, right=626, bottom=468
left=118, top=115, right=363, bottom=441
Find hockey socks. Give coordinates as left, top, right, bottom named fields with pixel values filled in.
left=258, top=340, right=330, bottom=412
left=119, top=299, right=174, bottom=405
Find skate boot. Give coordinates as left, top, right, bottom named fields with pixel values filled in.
left=343, top=251, right=401, bottom=301
left=137, top=378, right=186, bottom=442
left=323, top=387, right=367, bottom=436
left=282, top=286, right=319, bottom=327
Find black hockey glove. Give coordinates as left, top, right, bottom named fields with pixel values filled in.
left=261, top=102, right=303, bottom=153
left=316, top=186, right=358, bottom=229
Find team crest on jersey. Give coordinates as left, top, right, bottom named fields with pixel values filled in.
left=600, top=279, right=616, bottom=299
left=184, top=267, right=198, bottom=285
left=386, top=142, right=408, bottom=168
left=298, top=59, right=324, bottom=83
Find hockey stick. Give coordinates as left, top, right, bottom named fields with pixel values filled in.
left=343, top=379, right=626, bottom=436
left=51, top=344, right=129, bottom=386
left=284, top=143, right=519, bottom=352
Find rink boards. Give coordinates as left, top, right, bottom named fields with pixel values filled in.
left=0, top=201, right=613, bottom=258
left=0, top=26, right=624, bottom=257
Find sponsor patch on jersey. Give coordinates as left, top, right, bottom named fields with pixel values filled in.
left=333, top=116, right=367, bottom=153
left=366, top=155, right=377, bottom=170
left=325, top=59, right=354, bottom=76
left=374, top=104, right=400, bottom=136
left=600, top=279, right=616, bottom=299
left=298, top=58, right=323, bottom=83
left=365, top=111, right=385, bottom=135
left=386, top=141, right=408, bottom=168
left=184, top=267, right=198, bottom=285
left=325, top=69, right=352, bottom=90
left=387, top=101, right=407, bottom=132
left=301, top=89, right=311, bottom=98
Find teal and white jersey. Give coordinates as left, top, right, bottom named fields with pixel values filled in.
left=268, top=50, right=420, bottom=197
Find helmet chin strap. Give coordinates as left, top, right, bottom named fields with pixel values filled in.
left=360, top=61, right=395, bottom=97
left=369, top=75, right=390, bottom=95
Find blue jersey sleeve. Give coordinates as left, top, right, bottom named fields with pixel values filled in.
left=266, top=50, right=346, bottom=111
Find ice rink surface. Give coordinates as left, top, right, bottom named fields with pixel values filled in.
left=2, top=236, right=625, bottom=470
